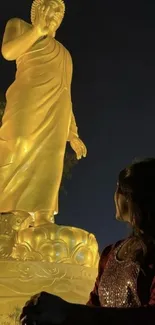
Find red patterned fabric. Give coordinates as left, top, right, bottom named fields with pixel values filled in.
left=87, top=239, right=155, bottom=307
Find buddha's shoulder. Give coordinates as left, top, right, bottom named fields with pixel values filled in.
left=6, top=18, right=32, bottom=33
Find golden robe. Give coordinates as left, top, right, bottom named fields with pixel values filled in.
left=0, top=36, right=77, bottom=214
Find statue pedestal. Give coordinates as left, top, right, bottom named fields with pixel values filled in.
left=0, top=261, right=98, bottom=324
left=0, top=221, right=99, bottom=324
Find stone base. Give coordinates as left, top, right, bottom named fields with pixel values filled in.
left=0, top=219, right=99, bottom=323
left=0, top=260, right=97, bottom=324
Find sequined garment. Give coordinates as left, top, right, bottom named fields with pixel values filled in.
left=98, top=241, right=141, bottom=307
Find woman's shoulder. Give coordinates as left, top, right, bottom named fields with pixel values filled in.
left=98, top=239, right=125, bottom=272
left=100, top=239, right=125, bottom=257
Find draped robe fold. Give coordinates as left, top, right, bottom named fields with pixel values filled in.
left=0, top=36, right=74, bottom=214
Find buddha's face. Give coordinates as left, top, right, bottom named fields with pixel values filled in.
left=45, top=0, right=65, bottom=34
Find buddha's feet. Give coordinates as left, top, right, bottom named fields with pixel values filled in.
left=33, top=211, right=55, bottom=227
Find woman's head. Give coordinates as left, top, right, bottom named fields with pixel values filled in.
left=115, top=158, right=155, bottom=239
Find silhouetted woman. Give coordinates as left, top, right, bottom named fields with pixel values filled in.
left=21, top=158, right=155, bottom=324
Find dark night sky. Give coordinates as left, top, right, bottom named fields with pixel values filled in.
left=1, top=0, right=155, bottom=251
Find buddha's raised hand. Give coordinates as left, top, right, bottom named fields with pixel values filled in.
left=34, top=4, right=51, bottom=36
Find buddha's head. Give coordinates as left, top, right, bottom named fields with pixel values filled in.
left=31, top=0, right=65, bottom=35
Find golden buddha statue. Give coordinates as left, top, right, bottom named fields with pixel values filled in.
left=0, top=3, right=99, bottom=320
left=0, top=0, right=87, bottom=227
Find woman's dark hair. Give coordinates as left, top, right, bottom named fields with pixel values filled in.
left=117, top=158, right=155, bottom=241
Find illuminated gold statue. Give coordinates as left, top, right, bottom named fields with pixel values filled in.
left=0, top=0, right=87, bottom=227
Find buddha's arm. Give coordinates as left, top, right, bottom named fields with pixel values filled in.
left=1, top=18, right=42, bottom=61
left=67, top=113, right=79, bottom=141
